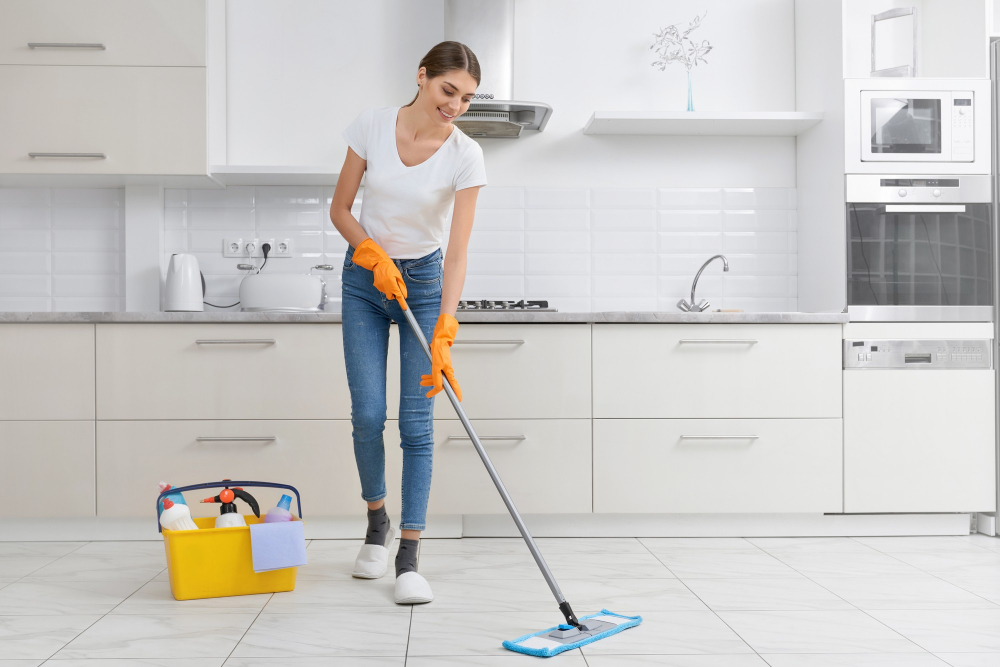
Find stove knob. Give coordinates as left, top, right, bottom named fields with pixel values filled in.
left=932, top=189, right=942, bottom=197
left=897, top=189, right=907, bottom=197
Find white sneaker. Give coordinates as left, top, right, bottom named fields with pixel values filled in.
left=394, top=571, right=434, bottom=604
left=351, top=524, right=395, bottom=579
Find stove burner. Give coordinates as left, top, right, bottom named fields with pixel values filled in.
left=456, top=299, right=553, bottom=311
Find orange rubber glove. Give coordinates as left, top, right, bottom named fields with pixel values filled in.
left=419, top=313, right=462, bottom=401
left=351, top=238, right=407, bottom=303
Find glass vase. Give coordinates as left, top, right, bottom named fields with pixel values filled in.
left=686, top=70, right=694, bottom=112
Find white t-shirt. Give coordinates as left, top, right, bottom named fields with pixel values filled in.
left=341, top=106, right=488, bottom=259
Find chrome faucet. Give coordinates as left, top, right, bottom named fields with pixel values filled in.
left=677, top=254, right=729, bottom=312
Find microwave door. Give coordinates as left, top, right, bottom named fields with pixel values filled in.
left=861, top=91, right=948, bottom=162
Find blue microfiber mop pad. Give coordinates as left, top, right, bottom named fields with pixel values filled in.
left=502, top=609, right=642, bottom=657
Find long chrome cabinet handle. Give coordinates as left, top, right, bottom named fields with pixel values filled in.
left=196, top=436, right=277, bottom=442
left=884, top=204, right=966, bottom=213
left=28, top=42, right=106, bottom=49
left=679, top=435, right=760, bottom=440
left=453, top=339, right=525, bottom=345
left=195, top=339, right=276, bottom=345
left=447, top=435, right=526, bottom=441
left=28, top=152, right=106, bottom=159
left=678, top=339, right=759, bottom=344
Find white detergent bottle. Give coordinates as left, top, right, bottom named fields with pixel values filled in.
left=264, top=494, right=294, bottom=523
left=158, top=498, right=199, bottom=531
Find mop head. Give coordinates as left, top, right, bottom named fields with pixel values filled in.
left=502, top=609, right=642, bottom=657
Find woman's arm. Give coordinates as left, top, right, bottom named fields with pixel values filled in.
left=329, top=147, right=371, bottom=248
left=441, top=185, right=481, bottom=317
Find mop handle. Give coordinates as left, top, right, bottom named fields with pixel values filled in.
left=397, top=297, right=571, bottom=612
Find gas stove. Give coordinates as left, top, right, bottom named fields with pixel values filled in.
left=456, top=299, right=556, bottom=311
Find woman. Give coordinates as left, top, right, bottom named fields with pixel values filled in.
left=329, top=41, right=486, bottom=605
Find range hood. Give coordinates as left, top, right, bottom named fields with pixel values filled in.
left=444, top=0, right=551, bottom=137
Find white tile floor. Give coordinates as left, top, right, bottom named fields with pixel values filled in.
left=1, top=535, right=1000, bottom=665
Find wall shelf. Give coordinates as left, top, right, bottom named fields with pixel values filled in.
left=210, top=165, right=339, bottom=186
left=583, top=111, right=824, bottom=137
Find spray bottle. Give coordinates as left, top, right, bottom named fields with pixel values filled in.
left=200, top=485, right=260, bottom=528
left=264, top=494, right=295, bottom=523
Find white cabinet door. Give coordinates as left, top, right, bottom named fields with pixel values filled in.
left=0, top=324, right=94, bottom=420
left=845, top=370, right=996, bottom=513
left=0, top=421, right=95, bottom=517
left=593, top=324, right=842, bottom=418
left=96, top=324, right=349, bottom=419
left=593, top=418, right=843, bottom=513
left=0, top=65, right=206, bottom=175
left=224, top=0, right=441, bottom=166
left=386, top=324, right=592, bottom=419
left=382, top=419, right=592, bottom=515
left=0, top=0, right=206, bottom=66
left=97, top=420, right=361, bottom=517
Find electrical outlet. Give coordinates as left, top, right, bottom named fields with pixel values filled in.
left=245, top=239, right=259, bottom=257
left=223, top=238, right=244, bottom=257
left=267, top=238, right=293, bottom=256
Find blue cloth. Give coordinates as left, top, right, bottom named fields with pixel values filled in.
left=248, top=521, right=308, bottom=573
left=341, top=245, right=443, bottom=532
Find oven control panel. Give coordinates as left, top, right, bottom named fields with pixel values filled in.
left=843, top=339, right=992, bottom=369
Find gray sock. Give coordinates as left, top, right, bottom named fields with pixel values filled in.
left=365, top=505, right=390, bottom=546
left=395, top=538, right=419, bottom=577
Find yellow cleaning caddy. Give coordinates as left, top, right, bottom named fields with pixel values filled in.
left=157, top=481, right=303, bottom=601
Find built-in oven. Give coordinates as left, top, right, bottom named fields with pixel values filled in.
left=845, top=174, right=993, bottom=322
left=845, top=78, right=991, bottom=175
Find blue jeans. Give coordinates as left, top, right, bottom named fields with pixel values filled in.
left=341, top=244, right=443, bottom=531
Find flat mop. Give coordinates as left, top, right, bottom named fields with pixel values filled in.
left=398, top=297, right=642, bottom=657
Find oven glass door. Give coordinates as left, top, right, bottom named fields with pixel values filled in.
left=861, top=92, right=947, bottom=161
left=847, top=203, right=991, bottom=307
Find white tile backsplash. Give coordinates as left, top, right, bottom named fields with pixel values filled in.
left=0, top=185, right=798, bottom=312
left=0, top=188, right=124, bottom=311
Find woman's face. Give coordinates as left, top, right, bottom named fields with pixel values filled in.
left=417, top=68, right=479, bottom=126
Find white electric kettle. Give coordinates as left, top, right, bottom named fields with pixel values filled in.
left=164, top=254, right=205, bottom=311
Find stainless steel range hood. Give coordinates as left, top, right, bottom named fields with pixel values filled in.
left=444, top=0, right=551, bottom=137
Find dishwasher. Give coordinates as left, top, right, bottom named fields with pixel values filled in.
left=843, top=338, right=996, bottom=513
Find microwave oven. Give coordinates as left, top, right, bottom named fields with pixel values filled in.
left=845, top=78, right=991, bottom=175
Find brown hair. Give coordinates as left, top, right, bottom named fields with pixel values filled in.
left=404, top=41, right=481, bottom=107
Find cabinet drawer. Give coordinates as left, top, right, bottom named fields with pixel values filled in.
left=594, top=418, right=842, bottom=513
left=97, top=420, right=363, bottom=517
left=1, top=421, right=95, bottom=517
left=0, top=65, right=206, bottom=175
left=96, top=324, right=349, bottom=419
left=0, top=324, right=94, bottom=420
left=382, top=419, right=591, bottom=515
left=0, top=0, right=205, bottom=66
left=593, top=324, right=842, bottom=418
left=845, top=370, right=996, bottom=513
left=387, top=324, right=591, bottom=419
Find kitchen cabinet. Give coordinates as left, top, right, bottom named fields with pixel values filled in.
left=593, top=418, right=842, bottom=513
left=0, top=65, right=207, bottom=176
left=95, top=323, right=349, bottom=419
left=382, top=419, right=592, bottom=515
left=0, top=324, right=94, bottom=420
left=2, top=421, right=95, bottom=517
left=593, top=324, right=842, bottom=418
left=0, top=0, right=206, bottom=67
left=844, top=370, right=996, bottom=513
left=385, top=323, right=592, bottom=420
left=96, top=419, right=363, bottom=517
left=222, top=0, right=440, bottom=167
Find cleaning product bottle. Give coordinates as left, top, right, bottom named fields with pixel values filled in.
left=264, top=494, right=294, bottom=523
left=201, top=486, right=260, bottom=528
left=159, top=498, right=199, bottom=531
left=157, top=482, right=188, bottom=513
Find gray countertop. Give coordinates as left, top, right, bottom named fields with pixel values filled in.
left=0, top=311, right=849, bottom=324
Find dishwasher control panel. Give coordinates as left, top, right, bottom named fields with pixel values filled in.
left=843, top=339, right=992, bottom=369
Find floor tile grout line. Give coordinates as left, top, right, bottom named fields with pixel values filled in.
left=10, top=540, right=92, bottom=584
left=403, top=605, right=413, bottom=665
left=637, top=538, right=764, bottom=662
left=750, top=542, right=940, bottom=657
left=37, top=603, right=107, bottom=663
left=224, top=592, right=273, bottom=662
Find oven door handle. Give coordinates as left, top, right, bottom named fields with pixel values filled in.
left=882, top=204, right=966, bottom=213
